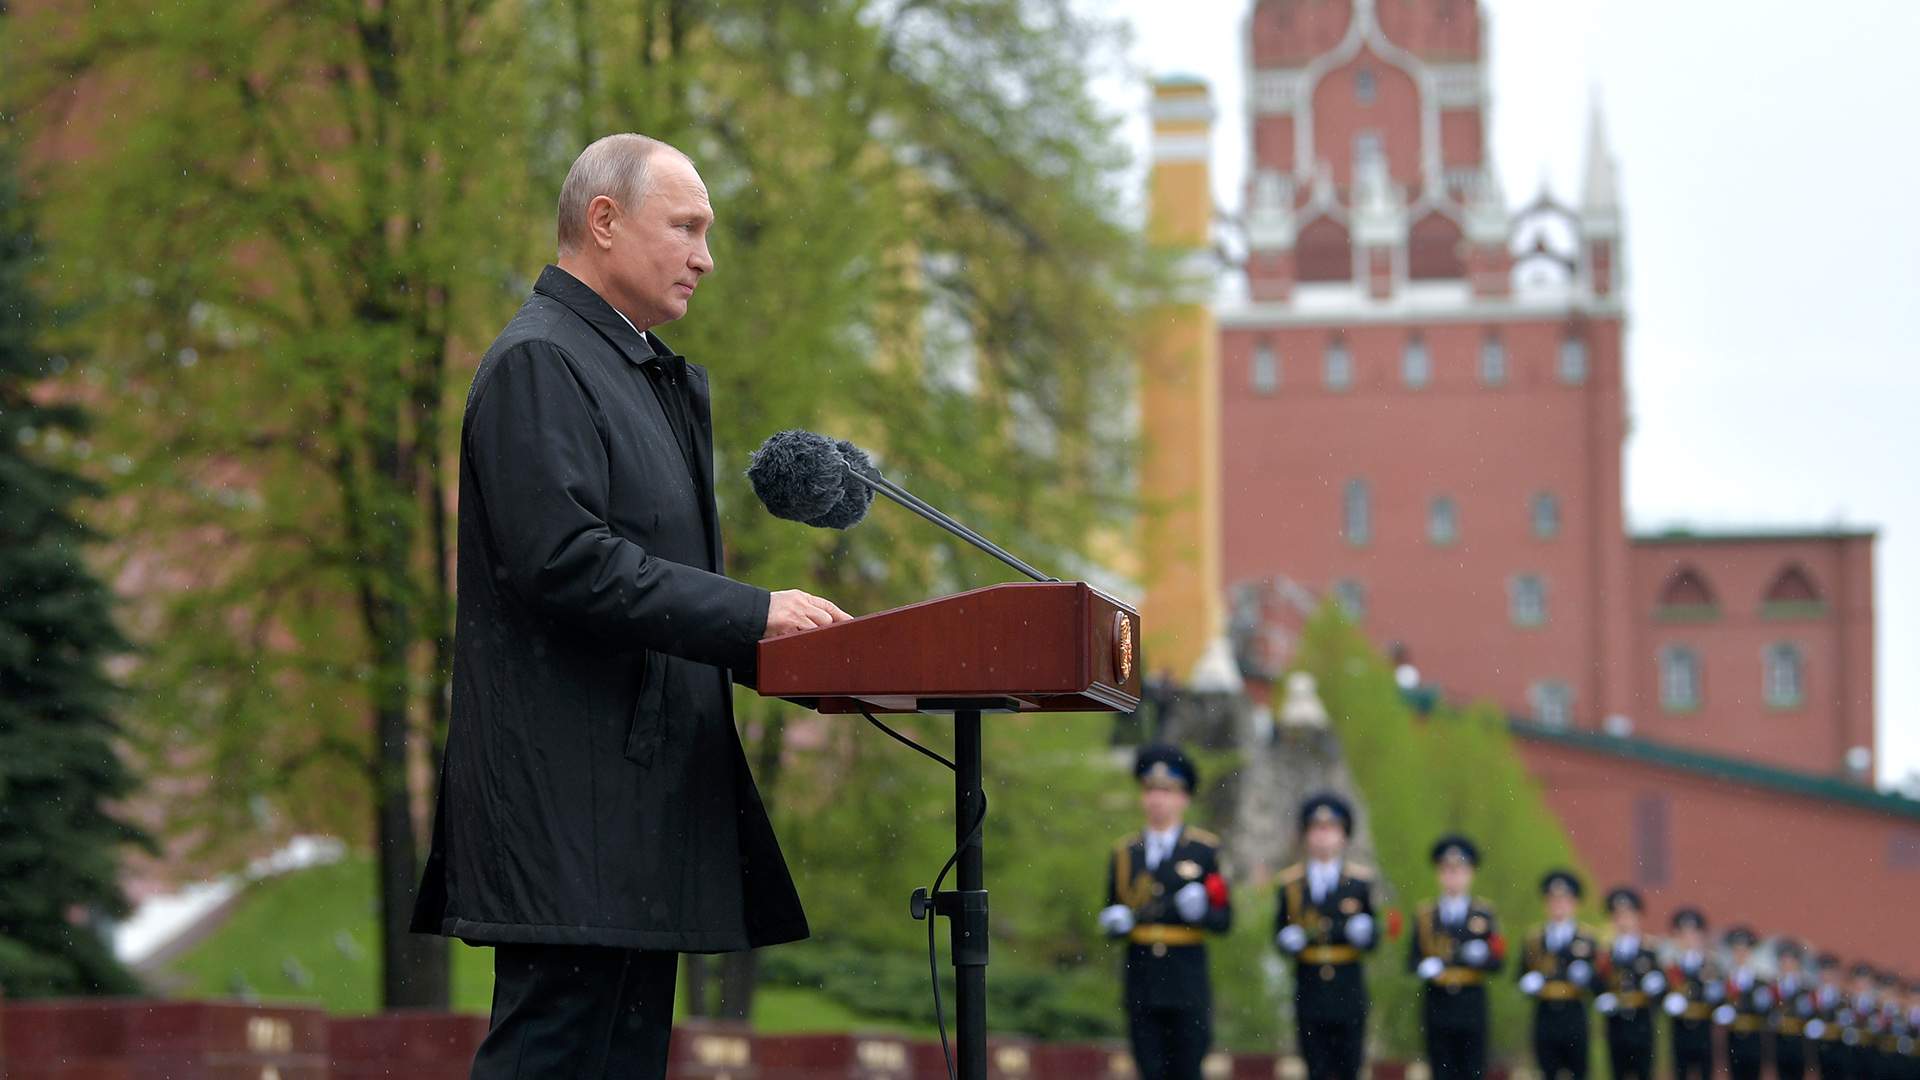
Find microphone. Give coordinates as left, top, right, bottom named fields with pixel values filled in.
left=746, top=429, right=1056, bottom=583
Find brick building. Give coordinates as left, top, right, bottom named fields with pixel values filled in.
left=1137, top=0, right=1916, bottom=969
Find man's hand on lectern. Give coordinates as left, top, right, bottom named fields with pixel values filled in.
left=766, top=589, right=853, bottom=637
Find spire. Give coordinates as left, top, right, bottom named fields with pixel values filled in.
left=1581, top=94, right=1621, bottom=234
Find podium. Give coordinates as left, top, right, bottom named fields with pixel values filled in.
left=757, top=581, right=1142, bottom=1080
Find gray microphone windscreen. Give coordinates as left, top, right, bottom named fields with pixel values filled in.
left=746, top=430, right=847, bottom=524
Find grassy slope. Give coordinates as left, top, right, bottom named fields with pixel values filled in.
left=1297, top=610, right=1602, bottom=1061
left=153, top=856, right=908, bottom=1033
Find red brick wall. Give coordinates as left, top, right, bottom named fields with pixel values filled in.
left=1310, top=48, right=1424, bottom=191
left=1220, top=313, right=1625, bottom=723
left=1516, top=737, right=1920, bottom=972
left=1626, top=535, right=1876, bottom=775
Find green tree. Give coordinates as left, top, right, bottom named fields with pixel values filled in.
left=0, top=133, right=149, bottom=998
left=8, top=0, right=535, bottom=1008
left=10, top=0, right=1157, bottom=1014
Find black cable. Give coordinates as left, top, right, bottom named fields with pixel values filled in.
left=928, top=790, right=986, bottom=1080
left=862, top=709, right=956, bottom=771
left=858, top=709, right=982, bottom=1080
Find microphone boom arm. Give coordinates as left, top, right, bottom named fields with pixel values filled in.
left=848, top=470, right=1057, bottom=584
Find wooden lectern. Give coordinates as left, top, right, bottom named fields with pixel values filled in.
left=757, top=581, right=1143, bottom=1080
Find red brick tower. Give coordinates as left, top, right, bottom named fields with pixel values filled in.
left=1224, top=0, right=1634, bottom=732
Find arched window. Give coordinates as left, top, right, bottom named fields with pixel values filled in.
left=1408, top=212, right=1466, bottom=280
left=1656, top=565, right=1718, bottom=619
left=1402, top=335, right=1431, bottom=388
left=1531, top=492, right=1561, bottom=540
left=1765, top=642, right=1804, bottom=708
left=1480, top=334, right=1507, bottom=386
left=1530, top=680, right=1573, bottom=728
left=1660, top=644, right=1701, bottom=712
left=1762, top=563, right=1824, bottom=616
left=1252, top=341, right=1279, bottom=394
left=1343, top=478, right=1371, bottom=546
left=1325, top=338, right=1353, bottom=391
left=1428, top=496, right=1458, bottom=545
left=1558, top=336, right=1589, bottom=384
left=1297, top=217, right=1353, bottom=283
left=1332, top=578, right=1366, bottom=620
left=1510, top=574, right=1547, bottom=627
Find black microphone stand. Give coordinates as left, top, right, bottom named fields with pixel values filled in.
left=846, top=469, right=1057, bottom=584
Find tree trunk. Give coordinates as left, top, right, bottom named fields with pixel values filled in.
left=376, top=691, right=450, bottom=1009
left=684, top=954, right=711, bottom=1016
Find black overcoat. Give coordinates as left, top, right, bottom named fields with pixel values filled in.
left=410, top=265, right=808, bottom=952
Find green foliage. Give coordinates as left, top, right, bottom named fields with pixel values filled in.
left=6, top=0, right=1159, bottom=1008
left=1295, top=609, right=1596, bottom=1061
left=0, top=133, right=149, bottom=997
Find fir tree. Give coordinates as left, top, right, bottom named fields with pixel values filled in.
left=0, top=136, right=148, bottom=998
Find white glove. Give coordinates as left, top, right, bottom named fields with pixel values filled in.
left=1098, top=904, right=1135, bottom=936
left=1345, top=912, right=1374, bottom=946
left=1642, top=971, right=1668, bottom=995
left=1459, top=939, right=1491, bottom=966
left=1705, top=981, right=1726, bottom=1004
left=1596, top=992, right=1620, bottom=1015
left=1173, top=881, right=1208, bottom=923
left=1755, top=987, right=1775, bottom=1010
left=1713, top=1004, right=1737, bottom=1026
left=1805, top=1019, right=1827, bottom=1040
left=1277, top=924, right=1308, bottom=954
left=1418, top=956, right=1446, bottom=981
left=1519, top=971, right=1547, bottom=996
left=1664, top=992, right=1689, bottom=1016
left=1567, top=959, right=1592, bottom=985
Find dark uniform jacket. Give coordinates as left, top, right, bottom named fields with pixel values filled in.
left=1274, top=860, right=1378, bottom=1022
left=1669, top=953, right=1724, bottom=1036
left=1106, top=827, right=1233, bottom=1010
left=411, top=266, right=805, bottom=953
left=1598, top=937, right=1664, bottom=1026
left=1408, top=897, right=1504, bottom=1030
left=1772, top=973, right=1818, bottom=1039
left=1724, top=969, right=1775, bottom=1033
left=1518, top=922, right=1600, bottom=1041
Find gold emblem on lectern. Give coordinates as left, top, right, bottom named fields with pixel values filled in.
left=1114, top=612, right=1135, bottom=682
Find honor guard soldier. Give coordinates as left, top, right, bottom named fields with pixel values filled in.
left=1873, top=971, right=1910, bottom=1080
left=1274, top=793, right=1378, bottom=1080
left=1595, top=887, right=1665, bottom=1080
left=1099, top=744, right=1233, bottom=1080
left=1772, top=940, right=1817, bottom=1080
left=1847, top=963, right=1881, bottom=1080
left=1517, top=870, right=1599, bottom=1080
left=1717, top=926, right=1771, bottom=1080
left=1663, top=907, right=1721, bottom=1080
left=1408, top=835, right=1504, bottom=1080
left=1809, top=953, right=1851, bottom=1080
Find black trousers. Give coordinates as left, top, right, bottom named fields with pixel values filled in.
left=1533, top=1003, right=1589, bottom=1080
left=1128, top=1005, right=1210, bottom=1080
left=1727, top=1031, right=1766, bottom=1080
left=1815, top=1039, right=1848, bottom=1080
left=1673, top=1018, right=1715, bottom=1080
left=1424, top=1022, right=1486, bottom=1080
left=1300, top=1016, right=1366, bottom=1080
left=1604, top=1016, right=1655, bottom=1080
left=470, top=944, right=678, bottom=1080
left=1776, top=1034, right=1807, bottom=1080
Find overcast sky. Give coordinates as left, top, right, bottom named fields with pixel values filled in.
left=1100, top=0, right=1919, bottom=787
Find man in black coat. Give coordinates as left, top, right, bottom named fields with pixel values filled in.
left=1274, top=793, right=1378, bottom=1080
left=1409, top=835, right=1503, bottom=1080
left=1099, top=744, right=1234, bottom=1080
left=410, top=133, right=851, bottom=1080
